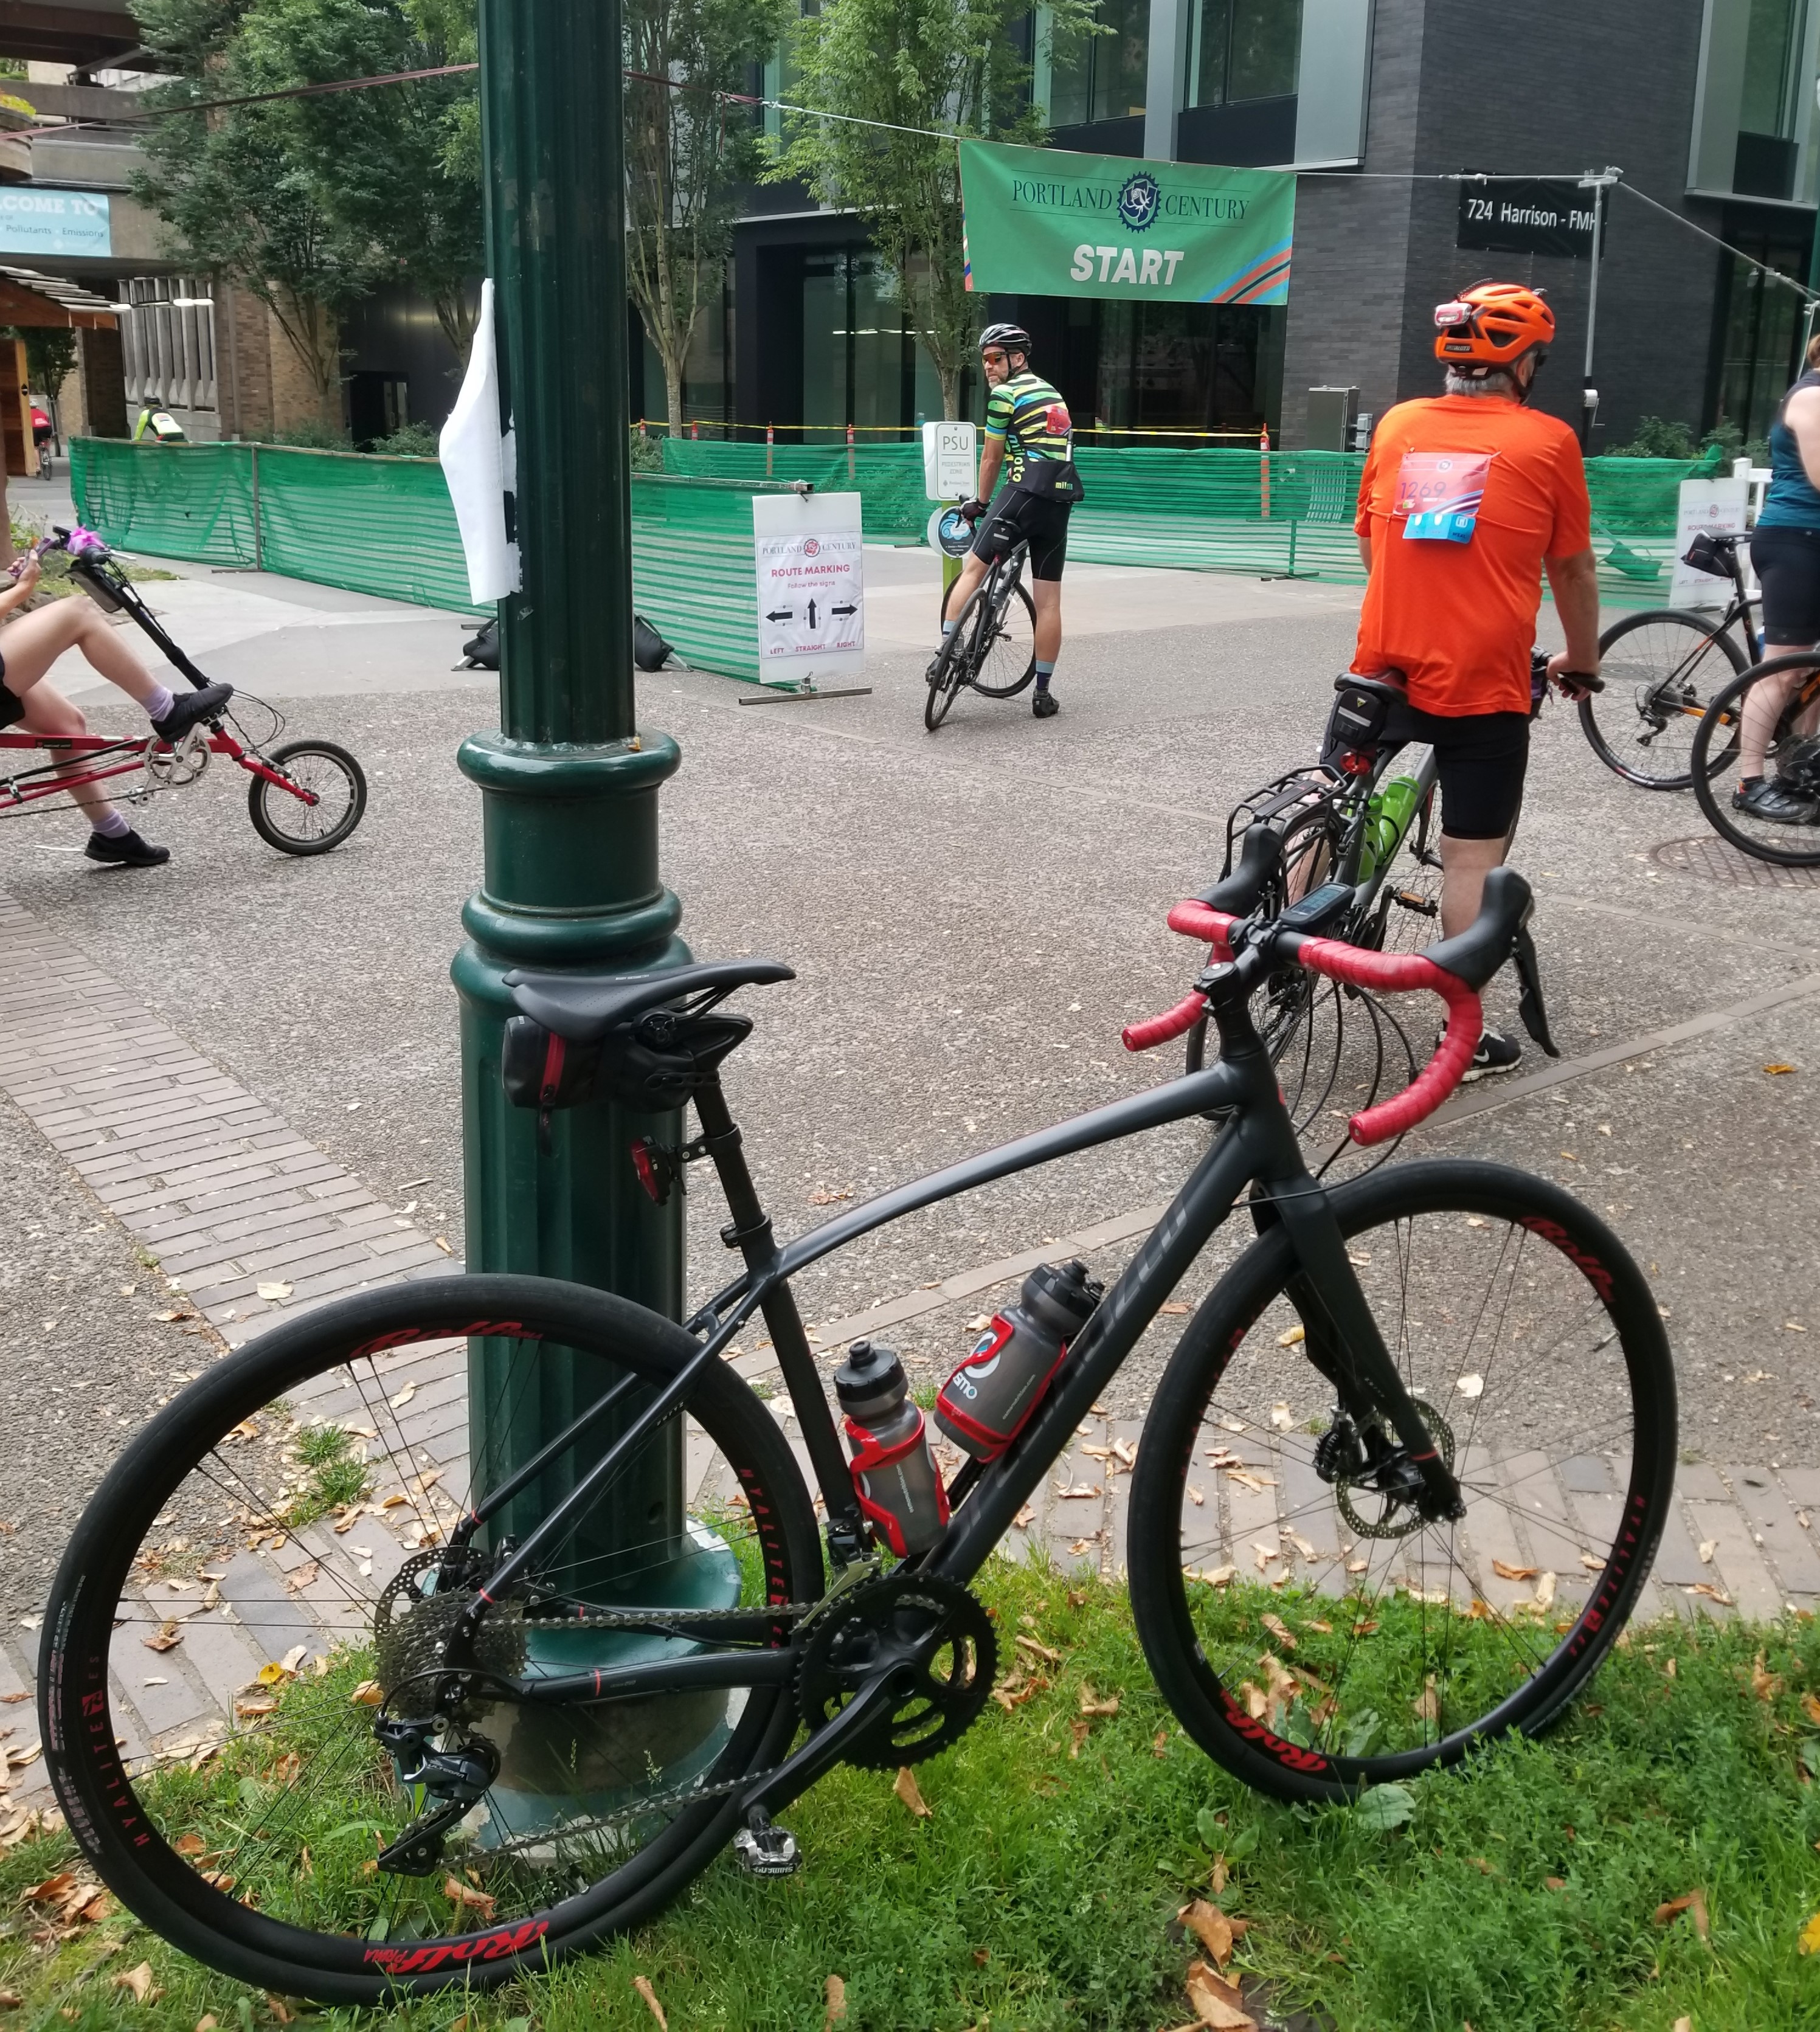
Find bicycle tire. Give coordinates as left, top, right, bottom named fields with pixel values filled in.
left=1127, top=1159, right=1675, bottom=1805
left=1689, top=651, right=1820, bottom=868
left=967, top=578, right=1037, bottom=698
left=924, top=584, right=978, bottom=730
left=40, top=1276, right=822, bottom=2004
left=1580, top=610, right=1746, bottom=790
left=248, top=739, right=368, bottom=855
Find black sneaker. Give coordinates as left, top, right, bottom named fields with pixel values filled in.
left=151, top=682, right=233, bottom=743
left=1032, top=688, right=1059, bottom=719
left=1732, top=775, right=1820, bottom=824
left=85, top=828, right=170, bottom=868
left=1461, top=1027, right=1522, bottom=1080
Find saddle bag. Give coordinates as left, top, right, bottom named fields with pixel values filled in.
left=1321, top=673, right=1401, bottom=772
left=501, top=1018, right=604, bottom=1113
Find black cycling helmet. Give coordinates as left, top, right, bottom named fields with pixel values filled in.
left=978, top=322, right=1031, bottom=358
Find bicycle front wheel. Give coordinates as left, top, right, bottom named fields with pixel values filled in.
left=1127, top=1159, right=1675, bottom=1804
left=967, top=578, right=1037, bottom=697
left=249, top=739, right=368, bottom=855
left=40, top=1277, right=821, bottom=2003
left=1689, top=651, right=1820, bottom=866
left=1580, top=610, right=1746, bottom=790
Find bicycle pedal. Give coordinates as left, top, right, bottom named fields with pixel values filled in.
left=1391, top=889, right=1438, bottom=914
left=733, top=1810, right=801, bottom=1877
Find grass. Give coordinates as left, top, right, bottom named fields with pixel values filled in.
left=3, top=1561, right=1819, bottom=2031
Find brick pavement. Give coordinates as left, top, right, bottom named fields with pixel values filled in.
left=2, top=884, right=1818, bottom=1837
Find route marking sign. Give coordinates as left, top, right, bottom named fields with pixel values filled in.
left=1668, top=473, right=1749, bottom=612
left=753, top=491, right=865, bottom=681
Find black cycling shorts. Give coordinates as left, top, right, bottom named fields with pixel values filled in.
left=972, top=487, right=1070, bottom=582
left=1750, top=525, right=1820, bottom=645
left=0, top=665, right=20, bottom=730
left=1382, top=700, right=1529, bottom=841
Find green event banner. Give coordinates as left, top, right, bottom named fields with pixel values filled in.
left=959, top=139, right=1294, bottom=305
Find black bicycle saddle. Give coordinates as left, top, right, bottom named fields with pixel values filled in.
left=504, top=959, right=795, bottom=1043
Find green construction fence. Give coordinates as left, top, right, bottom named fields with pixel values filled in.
left=69, top=436, right=1708, bottom=687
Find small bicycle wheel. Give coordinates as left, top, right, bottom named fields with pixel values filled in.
left=249, top=739, right=368, bottom=855
left=1689, top=651, right=1820, bottom=866
left=1579, top=610, right=1746, bottom=790
left=1127, top=1159, right=1676, bottom=1804
left=967, top=578, right=1037, bottom=698
left=40, top=1276, right=821, bottom=2003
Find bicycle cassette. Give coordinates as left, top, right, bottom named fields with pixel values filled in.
left=794, top=1571, right=997, bottom=1770
left=372, top=1548, right=526, bottom=1700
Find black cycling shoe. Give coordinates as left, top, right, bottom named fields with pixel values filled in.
left=1032, top=688, right=1059, bottom=719
left=1732, top=775, right=1820, bottom=825
left=85, top=828, right=170, bottom=869
left=151, top=682, right=233, bottom=744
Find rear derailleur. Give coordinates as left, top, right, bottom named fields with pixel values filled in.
left=372, top=1717, right=499, bottom=1876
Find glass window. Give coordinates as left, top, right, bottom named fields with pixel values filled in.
left=1740, top=0, right=1808, bottom=136
left=1048, top=0, right=1148, bottom=125
left=1187, top=0, right=1303, bottom=109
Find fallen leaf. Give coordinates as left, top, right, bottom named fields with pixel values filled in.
left=1281, top=1529, right=1318, bottom=1563
left=1260, top=1613, right=1297, bottom=1651
left=1765, top=1063, right=1797, bottom=1075
left=387, top=1384, right=416, bottom=1409
left=1252, top=1542, right=1279, bottom=1572
left=444, top=1873, right=496, bottom=1921
left=173, top=1833, right=208, bottom=1857
left=1802, top=1691, right=1820, bottom=1726
left=1455, top=1374, right=1484, bottom=1399
left=1188, top=1485, right=1205, bottom=1505
left=109, top=1963, right=159, bottom=2005
left=1154, top=1729, right=1169, bottom=1757
left=434, top=1235, right=453, bottom=1254
left=1276, top=1324, right=1305, bottom=1347
left=1228, top=1470, right=1278, bottom=1494
left=1270, top=1401, right=1294, bottom=1431
left=143, top=1620, right=182, bottom=1654
left=1188, top=1564, right=1237, bottom=1588
left=1055, top=1484, right=1102, bottom=1500
left=1683, top=1581, right=1733, bottom=1605
left=1015, top=1634, right=1062, bottom=1664
left=1209, top=1854, right=1228, bottom=1894
left=1185, top=1957, right=1256, bottom=2030
left=893, top=1766, right=932, bottom=1817
left=1068, top=1716, right=1091, bottom=1757
left=5, top=1740, right=40, bottom=1770
left=1655, top=1889, right=1711, bottom=1941
left=1179, top=1897, right=1235, bottom=1966
left=1492, top=1560, right=1537, bottom=1581
left=1012, top=1504, right=1034, bottom=1529
left=349, top=1681, right=383, bottom=1705
left=234, top=1697, right=277, bottom=1719
left=255, top=1282, right=292, bottom=1302
left=1545, top=1875, right=1566, bottom=1892
left=1346, top=1558, right=1368, bottom=1575
left=632, top=1977, right=666, bottom=2031
left=823, top=1972, right=847, bottom=2031
left=1161, top=1301, right=1191, bottom=1315
left=1532, top=1572, right=1557, bottom=1610
left=283, top=1562, right=320, bottom=1595
left=1751, top=1650, right=1785, bottom=1702
left=1413, top=1674, right=1439, bottom=1724
left=196, top=2017, right=219, bottom=2031
left=1801, top=1911, right=1820, bottom=1955
left=1698, top=1539, right=1717, bottom=1564
left=1078, top=1685, right=1118, bottom=1718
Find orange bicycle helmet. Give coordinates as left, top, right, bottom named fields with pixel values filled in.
left=1433, top=282, right=1555, bottom=370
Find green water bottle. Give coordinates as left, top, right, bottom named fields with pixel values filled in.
left=1360, top=774, right=1422, bottom=883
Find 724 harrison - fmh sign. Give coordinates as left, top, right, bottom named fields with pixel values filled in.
left=1455, top=176, right=1600, bottom=261
left=960, top=139, right=1295, bottom=305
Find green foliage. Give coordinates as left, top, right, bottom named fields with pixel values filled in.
left=369, top=418, right=443, bottom=458
left=5, top=1564, right=1816, bottom=2028
left=773, top=0, right=1101, bottom=417
left=6, top=325, right=77, bottom=400
left=623, top=0, right=789, bottom=430
left=1605, top=413, right=1771, bottom=467
left=629, top=424, right=665, bottom=472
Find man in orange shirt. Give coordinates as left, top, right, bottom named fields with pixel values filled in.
left=1351, top=280, right=1603, bottom=1074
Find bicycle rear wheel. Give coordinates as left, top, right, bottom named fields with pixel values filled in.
left=1580, top=610, right=1746, bottom=790
left=1127, top=1160, right=1675, bottom=1804
left=40, top=1277, right=820, bottom=2003
left=1689, top=652, right=1820, bottom=866
left=967, top=577, right=1037, bottom=697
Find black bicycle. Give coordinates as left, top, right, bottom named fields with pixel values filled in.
left=924, top=530, right=1036, bottom=728
left=1689, top=648, right=1820, bottom=866
left=1579, top=531, right=1754, bottom=790
left=40, top=867, right=1675, bottom=2001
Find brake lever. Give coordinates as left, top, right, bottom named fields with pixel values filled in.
left=1512, top=925, right=1560, bottom=1059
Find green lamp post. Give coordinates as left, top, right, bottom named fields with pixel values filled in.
left=451, top=0, right=724, bottom=1819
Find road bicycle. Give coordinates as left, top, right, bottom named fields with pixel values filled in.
left=1182, top=666, right=1562, bottom=1104
left=1577, top=531, right=1754, bottom=790
left=924, top=530, right=1036, bottom=729
left=0, top=526, right=367, bottom=854
left=1689, top=648, right=1820, bottom=867
left=40, top=860, right=1675, bottom=2001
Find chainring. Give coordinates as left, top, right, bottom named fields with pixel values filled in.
left=794, top=1572, right=997, bottom=1770
left=1336, top=1400, right=1456, bottom=1541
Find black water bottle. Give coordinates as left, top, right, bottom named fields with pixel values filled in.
left=834, top=1340, right=948, bottom=1556
left=934, top=1259, right=1102, bottom=1461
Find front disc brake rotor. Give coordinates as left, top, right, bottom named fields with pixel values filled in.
left=795, top=1571, right=997, bottom=1769
left=1336, top=1400, right=1456, bottom=1541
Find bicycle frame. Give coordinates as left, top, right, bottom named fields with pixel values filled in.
left=960, top=541, right=1028, bottom=681
left=459, top=952, right=1462, bottom=1823
left=0, top=725, right=314, bottom=813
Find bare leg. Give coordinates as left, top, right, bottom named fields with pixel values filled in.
left=941, top=552, right=989, bottom=624
left=1740, top=662, right=1808, bottom=777
left=10, top=677, right=123, bottom=831
left=1029, top=578, right=1062, bottom=666
left=1438, top=831, right=1509, bottom=939
left=1, top=596, right=162, bottom=707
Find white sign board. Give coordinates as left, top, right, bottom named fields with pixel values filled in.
left=922, top=420, right=978, bottom=500
left=753, top=491, right=865, bottom=681
left=1668, top=474, right=1749, bottom=611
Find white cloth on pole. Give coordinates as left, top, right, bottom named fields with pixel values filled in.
left=439, top=278, right=521, bottom=604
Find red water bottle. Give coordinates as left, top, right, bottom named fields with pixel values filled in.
left=934, top=1260, right=1102, bottom=1462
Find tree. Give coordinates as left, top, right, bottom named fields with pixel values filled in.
left=775, top=0, right=1098, bottom=419
left=624, top=0, right=787, bottom=433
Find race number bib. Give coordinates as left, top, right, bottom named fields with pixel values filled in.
left=1395, top=452, right=1492, bottom=543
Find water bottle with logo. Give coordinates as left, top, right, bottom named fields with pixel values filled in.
left=834, top=1340, right=949, bottom=1557
left=934, top=1260, right=1104, bottom=1462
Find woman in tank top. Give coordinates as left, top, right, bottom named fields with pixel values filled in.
left=1740, top=335, right=1820, bottom=822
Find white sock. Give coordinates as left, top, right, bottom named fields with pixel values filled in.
left=144, top=683, right=175, bottom=722
left=91, top=809, right=130, bottom=839
left=941, top=621, right=957, bottom=638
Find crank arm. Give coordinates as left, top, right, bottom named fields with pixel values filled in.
left=735, top=1662, right=910, bottom=1823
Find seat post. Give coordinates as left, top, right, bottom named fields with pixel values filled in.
left=691, top=1074, right=868, bottom=1560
